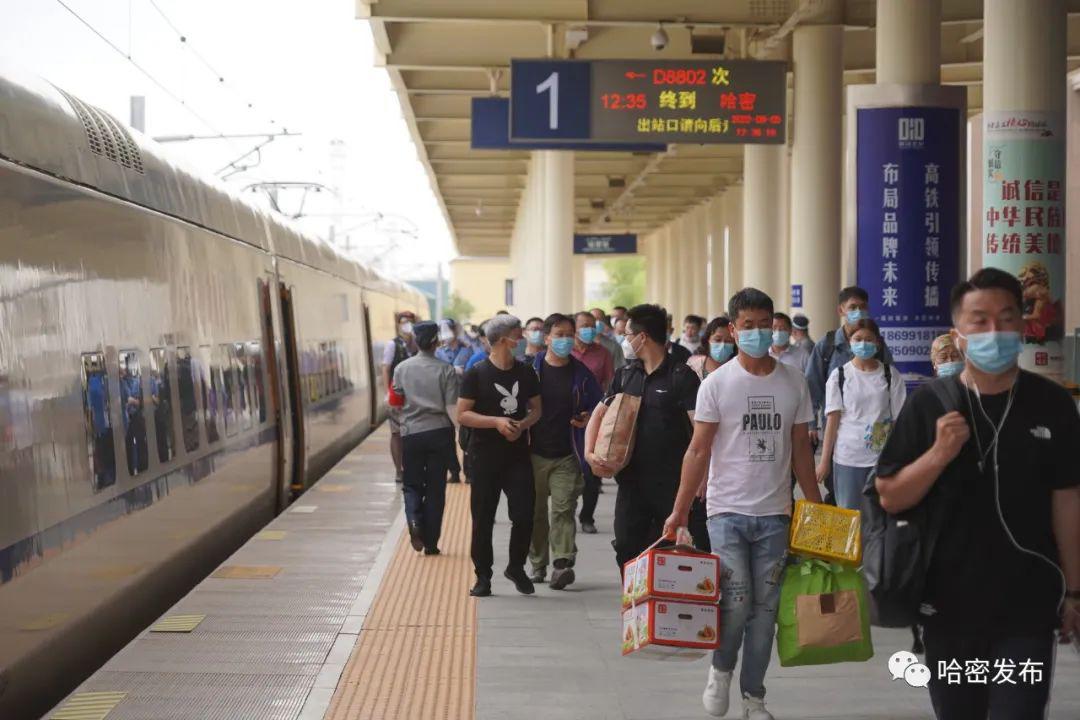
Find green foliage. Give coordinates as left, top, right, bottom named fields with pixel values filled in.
left=443, top=291, right=475, bottom=323
left=599, top=256, right=646, bottom=310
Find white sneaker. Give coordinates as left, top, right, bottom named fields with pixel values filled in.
left=742, top=694, right=775, bottom=720
left=702, top=666, right=733, bottom=717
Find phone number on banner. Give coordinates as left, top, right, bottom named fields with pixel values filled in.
left=881, top=327, right=950, bottom=359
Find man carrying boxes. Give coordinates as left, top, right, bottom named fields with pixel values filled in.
left=664, top=288, right=822, bottom=720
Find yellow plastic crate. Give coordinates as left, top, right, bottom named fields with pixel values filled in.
left=788, top=500, right=862, bottom=566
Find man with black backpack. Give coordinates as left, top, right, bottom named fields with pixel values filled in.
left=584, top=303, right=700, bottom=570
left=875, top=269, right=1080, bottom=720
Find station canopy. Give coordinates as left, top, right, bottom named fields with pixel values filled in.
left=360, top=0, right=1080, bottom=257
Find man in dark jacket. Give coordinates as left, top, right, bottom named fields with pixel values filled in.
left=529, top=313, right=603, bottom=589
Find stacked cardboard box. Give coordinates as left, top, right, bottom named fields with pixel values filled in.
left=621, top=547, right=721, bottom=659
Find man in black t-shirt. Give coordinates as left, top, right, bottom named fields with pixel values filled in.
left=458, top=314, right=542, bottom=598
left=528, top=313, right=603, bottom=589
left=585, top=304, right=699, bottom=569
left=876, top=269, right=1080, bottom=720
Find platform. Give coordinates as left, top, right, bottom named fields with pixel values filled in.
left=49, top=426, right=1080, bottom=720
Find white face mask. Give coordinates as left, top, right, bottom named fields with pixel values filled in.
left=438, top=330, right=455, bottom=343
left=621, top=335, right=637, bottom=360
left=399, top=322, right=414, bottom=337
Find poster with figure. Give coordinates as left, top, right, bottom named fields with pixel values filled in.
left=856, top=106, right=962, bottom=379
left=982, top=111, right=1065, bottom=378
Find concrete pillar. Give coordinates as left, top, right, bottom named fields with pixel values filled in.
left=539, top=150, right=574, bottom=315
left=789, top=15, right=843, bottom=338
left=983, top=0, right=1067, bottom=378
left=743, top=145, right=786, bottom=303
left=875, top=0, right=941, bottom=85
left=707, top=195, right=726, bottom=317
left=571, top=256, right=586, bottom=312
left=677, top=216, right=694, bottom=322
left=691, top=206, right=709, bottom=314
left=724, top=184, right=744, bottom=301
left=663, top=225, right=678, bottom=318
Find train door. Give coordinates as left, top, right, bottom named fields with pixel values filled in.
left=278, top=283, right=306, bottom=495
left=362, top=302, right=378, bottom=430
left=259, top=275, right=292, bottom=512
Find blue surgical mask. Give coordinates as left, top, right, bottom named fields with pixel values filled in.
left=937, top=361, right=964, bottom=377
left=737, top=329, right=772, bottom=358
left=846, top=309, right=870, bottom=325
left=527, top=330, right=543, bottom=346
left=773, top=330, right=791, bottom=347
left=578, top=327, right=597, bottom=344
left=851, top=340, right=877, bottom=360
left=959, top=331, right=1022, bottom=375
left=709, top=341, right=734, bottom=363
left=550, top=337, right=574, bottom=358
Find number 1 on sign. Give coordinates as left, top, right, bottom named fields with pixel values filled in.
left=537, top=71, right=559, bottom=130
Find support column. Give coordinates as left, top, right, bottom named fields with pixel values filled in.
left=743, top=145, right=786, bottom=303
left=724, top=185, right=744, bottom=301
left=572, top=256, right=586, bottom=312
left=663, top=224, right=678, bottom=317
left=676, top=216, right=694, bottom=322
left=690, top=206, right=709, bottom=314
left=540, top=150, right=574, bottom=315
left=789, top=11, right=843, bottom=335
left=707, top=195, right=726, bottom=317
left=875, top=0, right=941, bottom=84
left=983, top=0, right=1067, bottom=378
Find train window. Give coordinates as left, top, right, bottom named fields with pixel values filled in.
left=149, top=348, right=175, bottom=463
left=176, top=347, right=200, bottom=452
left=80, top=352, right=116, bottom=490
left=217, top=344, right=235, bottom=436
left=234, top=342, right=252, bottom=430
left=199, top=345, right=220, bottom=444
left=247, top=341, right=266, bottom=423
left=118, top=350, right=149, bottom=476
left=320, top=341, right=331, bottom=397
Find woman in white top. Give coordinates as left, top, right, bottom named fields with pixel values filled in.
left=686, top=316, right=735, bottom=381
left=815, top=318, right=907, bottom=511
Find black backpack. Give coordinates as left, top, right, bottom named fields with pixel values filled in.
left=860, top=376, right=964, bottom=627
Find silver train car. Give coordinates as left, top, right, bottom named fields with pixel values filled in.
left=0, top=67, right=427, bottom=718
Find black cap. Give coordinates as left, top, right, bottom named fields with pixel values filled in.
left=792, top=314, right=809, bottom=330
left=414, top=321, right=439, bottom=349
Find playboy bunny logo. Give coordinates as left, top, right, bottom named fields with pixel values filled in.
left=494, top=381, right=519, bottom=415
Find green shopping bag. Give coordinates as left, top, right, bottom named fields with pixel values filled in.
left=776, top=557, right=874, bottom=667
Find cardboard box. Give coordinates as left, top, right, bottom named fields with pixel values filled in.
left=621, top=598, right=720, bottom=659
left=622, top=547, right=720, bottom=608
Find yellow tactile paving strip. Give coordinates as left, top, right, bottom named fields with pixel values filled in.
left=326, top=483, right=475, bottom=720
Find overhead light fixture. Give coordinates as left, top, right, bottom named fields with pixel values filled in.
left=651, top=23, right=669, bottom=51
left=474, top=200, right=483, bottom=217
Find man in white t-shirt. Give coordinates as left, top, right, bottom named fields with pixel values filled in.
left=664, top=288, right=822, bottom=720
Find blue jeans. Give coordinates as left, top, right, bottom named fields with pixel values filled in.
left=708, top=513, right=790, bottom=700
left=832, top=463, right=874, bottom=511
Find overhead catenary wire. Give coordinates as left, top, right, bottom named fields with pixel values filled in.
left=53, top=0, right=224, bottom=136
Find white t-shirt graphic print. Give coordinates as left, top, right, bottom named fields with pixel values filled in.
left=695, top=358, right=813, bottom=517
left=824, top=361, right=907, bottom=467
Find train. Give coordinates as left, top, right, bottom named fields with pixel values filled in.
left=0, top=66, right=427, bottom=719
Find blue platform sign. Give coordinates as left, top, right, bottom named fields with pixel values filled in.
left=510, top=60, right=592, bottom=141
left=791, top=284, right=803, bottom=309
left=856, top=107, right=962, bottom=378
left=471, top=98, right=666, bottom=152
left=573, top=233, right=637, bottom=255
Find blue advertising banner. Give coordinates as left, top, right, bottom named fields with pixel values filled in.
left=855, top=107, right=962, bottom=378
left=471, top=98, right=666, bottom=152
left=573, top=233, right=638, bottom=255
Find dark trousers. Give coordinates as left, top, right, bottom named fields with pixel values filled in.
left=579, top=465, right=600, bottom=524
left=470, top=447, right=535, bottom=579
left=402, top=427, right=453, bottom=550
left=444, top=433, right=462, bottom=479
left=923, top=626, right=1055, bottom=720
left=688, top=497, right=710, bottom=553
left=613, top=478, right=678, bottom=569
